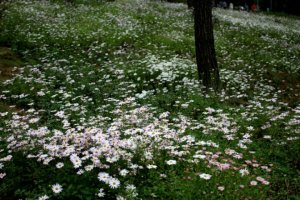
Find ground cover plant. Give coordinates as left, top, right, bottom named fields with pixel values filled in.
left=0, top=0, right=299, bottom=199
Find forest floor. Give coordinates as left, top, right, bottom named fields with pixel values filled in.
left=0, top=0, right=299, bottom=199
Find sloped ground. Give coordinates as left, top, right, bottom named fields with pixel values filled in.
left=0, top=0, right=299, bottom=199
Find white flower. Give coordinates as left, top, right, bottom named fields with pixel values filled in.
left=136, top=90, right=148, bottom=98
left=52, top=183, right=63, bottom=193
left=119, top=169, right=129, bottom=177
left=181, top=103, right=189, bottom=108
left=0, top=155, right=12, bottom=162
left=166, top=160, right=177, bottom=165
left=263, top=135, right=272, bottom=139
left=84, top=165, right=94, bottom=171
left=217, top=186, right=225, bottom=191
left=250, top=180, right=258, bottom=186
left=199, top=173, right=212, bottom=180
left=77, top=169, right=85, bottom=175
left=97, top=188, right=105, bottom=197
left=29, top=117, right=40, bottom=123
left=56, top=162, right=64, bottom=169
left=54, top=111, right=65, bottom=118
left=247, top=126, right=254, bottom=131
left=70, top=154, right=82, bottom=168
left=98, top=172, right=110, bottom=183
left=193, top=154, right=206, bottom=159
left=147, top=164, right=157, bottom=169
left=0, top=173, right=6, bottom=179
left=144, top=151, right=153, bottom=160
left=126, top=184, right=136, bottom=191
left=116, top=196, right=126, bottom=200
left=37, top=91, right=45, bottom=96
left=108, top=178, right=120, bottom=189
left=38, top=195, right=49, bottom=200
left=239, top=168, right=249, bottom=176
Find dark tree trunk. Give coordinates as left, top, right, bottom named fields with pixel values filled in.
left=187, top=0, right=194, bottom=9
left=193, top=0, right=220, bottom=90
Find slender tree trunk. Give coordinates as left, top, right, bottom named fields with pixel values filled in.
left=193, top=0, right=220, bottom=90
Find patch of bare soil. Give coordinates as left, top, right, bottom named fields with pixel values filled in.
left=0, top=47, right=21, bottom=80
left=0, top=47, right=23, bottom=112
left=267, top=71, right=300, bottom=107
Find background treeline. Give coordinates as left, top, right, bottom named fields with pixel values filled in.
left=165, top=0, right=300, bottom=15
left=39, top=0, right=300, bottom=15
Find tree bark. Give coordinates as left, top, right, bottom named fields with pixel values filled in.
left=193, top=0, right=220, bottom=90
left=187, top=0, right=194, bottom=9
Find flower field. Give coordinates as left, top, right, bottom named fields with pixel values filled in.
left=0, top=0, right=299, bottom=199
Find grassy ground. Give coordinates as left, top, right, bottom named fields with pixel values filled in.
left=0, top=0, right=299, bottom=199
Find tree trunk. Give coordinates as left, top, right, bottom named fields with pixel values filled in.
left=193, top=0, right=220, bottom=90
left=187, top=0, right=194, bottom=9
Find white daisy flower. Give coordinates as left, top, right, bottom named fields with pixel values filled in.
left=199, top=173, right=212, bottom=180
left=108, top=178, right=120, bottom=189
left=52, top=183, right=63, bottom=194
left=38, top=195, right=49, bottom=200
left=166, top=160, right=177, bottom=165
left=56, top=162, right=64, bottom=169
left=98, top=172, right=110, bottom=183
left=239, top=168, right=249, bottom=176
left=97, top=188, right=105, bottom=197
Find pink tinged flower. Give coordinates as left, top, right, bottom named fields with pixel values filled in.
left=233, top=154, right=243, bottom=159
left=245, top=160, right=252, bottom=165
left=0, top=173, right=6, bottom=179
left=98, top=172, right=110, bottom=183
left=250, top=181, right=258, bottom=186
left=211, top=154, right=219, bottom=159
left=29, top=117, right=40, bottom=123
left=252, top=163, right=259, bottom=167
left=52, top=183, right=63, bottom=193
left=70, top=154, right=82, bottom=168
left=262, top=180, right=270, bottom=185
left=256, top=176, right=265, bottom=182
left=199, top=173, right=212, bottom=180
left=0, top=155, right=12, bottom=162
left=160, top=174, right=167, bottom=178
left=256, top=176, right=270, bottom=185
left=218, top=163, right=230, bottom=171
